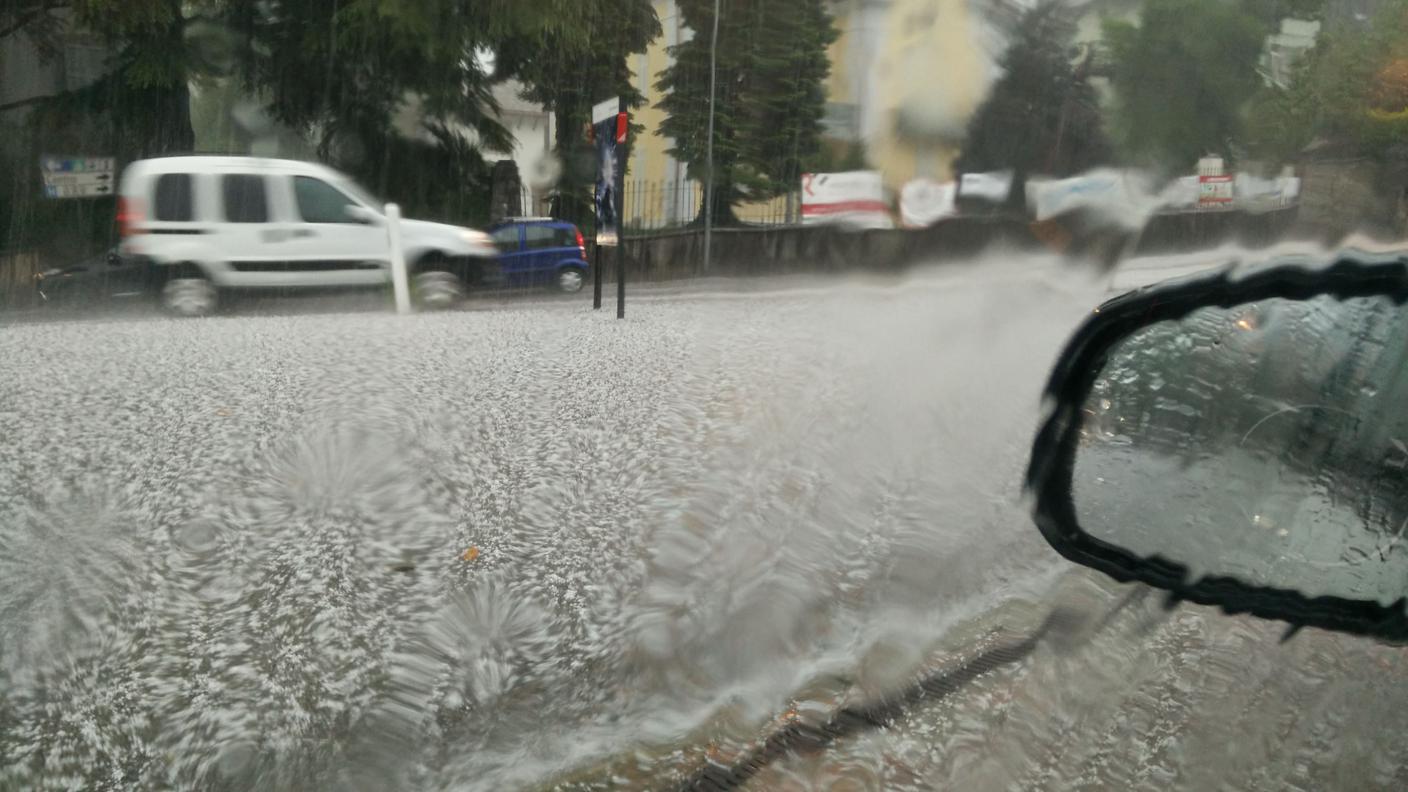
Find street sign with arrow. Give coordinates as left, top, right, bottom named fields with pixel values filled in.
left=40, top=156, right=116, bottom=199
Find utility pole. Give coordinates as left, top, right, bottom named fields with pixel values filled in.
left=702, top=0, right=720, bottom=274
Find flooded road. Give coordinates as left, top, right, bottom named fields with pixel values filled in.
left=3, top=255, right=1406, bottom=790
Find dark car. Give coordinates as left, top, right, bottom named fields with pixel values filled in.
left=488, top=217, right=590, bottom=293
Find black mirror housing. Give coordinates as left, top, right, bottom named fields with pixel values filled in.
left=1026, top=252, right=1408, bottom=643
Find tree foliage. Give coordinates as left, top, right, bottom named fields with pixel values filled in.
left=4, top=0, right=600, bottom=226
left=499, top=0, right=661, bottom=226
left=1246, top=0, right=1408, bottom=163
left=656, top=0, right=837, bottom=224
left=955, top=2, right=1110, bottom=179
left=1103, top=0, right=1265, bottom=171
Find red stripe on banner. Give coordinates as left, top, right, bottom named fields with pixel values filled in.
left=802, top=200, right=889, bottom=215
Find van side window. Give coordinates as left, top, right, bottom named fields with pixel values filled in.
left=294, top=176, right=357, bottom=223
left=153, top=173, right=193, bottom=221
left=222, top=174, right=268, bottom=223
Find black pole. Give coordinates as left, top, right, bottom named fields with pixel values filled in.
left=593, top=242, right=602, bottom=309
left=616, top=97, right=627, bottom=319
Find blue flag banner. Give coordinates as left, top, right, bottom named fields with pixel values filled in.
left=592, top=97, right=626, bottom=246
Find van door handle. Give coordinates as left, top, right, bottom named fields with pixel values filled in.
left=290, top=228, right=316, bottom=238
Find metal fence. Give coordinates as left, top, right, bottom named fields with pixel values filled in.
left=620, top=180, right=802, bottom=233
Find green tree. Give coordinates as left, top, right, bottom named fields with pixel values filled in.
left=216, top=0, right=584, bottom=223
left=1, top=0, right=196, bottom=254
left=6, top=0, right=197, bottom=153
left=1246, top=0, right=1408, bottom=163
left=956, top=2, right=1110, bottom=179
left=656, top=0, right=837, bottom=225
left=1103, top=0, right=1265, bottom=171
left=499, top=0, right=661, bottom=227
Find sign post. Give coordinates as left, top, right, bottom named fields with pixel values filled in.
left=592, top=243, right=603, bottom=310
left=591, top=97, right=628, bottom=318
left=40, top=156, right=116, bottom=199
left=386, top=203, right=411, bottom=314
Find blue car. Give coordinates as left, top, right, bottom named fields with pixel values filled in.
left=489, top=217, right=590, bottom=293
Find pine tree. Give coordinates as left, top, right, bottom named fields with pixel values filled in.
left=955, top=2, right=1110, bottom=180
left=656, top=0, right=837, bottom=225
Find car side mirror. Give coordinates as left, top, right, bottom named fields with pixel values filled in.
left=1026, top=253, right=1408, bottom=642
left=345, top=205, right=381, bottom=225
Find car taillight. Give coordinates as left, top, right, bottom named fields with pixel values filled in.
left=575, top=227, right=586, bottom=257
left=117, top=197, right=144, bottom=238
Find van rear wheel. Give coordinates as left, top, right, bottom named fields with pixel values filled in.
left=161, top=272, right=217, bottom=317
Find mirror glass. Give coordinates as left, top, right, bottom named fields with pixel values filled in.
left=1074, top=293, right=1408, bottom=606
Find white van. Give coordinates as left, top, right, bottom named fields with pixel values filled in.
left=116, top=155, right=499, bottom=315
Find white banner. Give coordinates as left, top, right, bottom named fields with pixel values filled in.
left=959, top=171, right=1013, bottom=203
left=1027, top=169, right=1160, bottom=230
left=591, top=98, right=619, bottom=125
left=800, top=171, right=893, bottom=229
left=1158, top=176, right=1202, bottom=209
left=899, top=179, right=957, bottom=228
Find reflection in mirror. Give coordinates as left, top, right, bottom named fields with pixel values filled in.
left=1074, top=294, right=1408, bottom=606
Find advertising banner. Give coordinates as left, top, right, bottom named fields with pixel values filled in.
left=958, top=171, right=1013, bottom=203
left=800, top=171, right=892, bottom=229
left=1027, top=169, right=1160, bottom=230
left=1198, top=175, right=1234, bottom=207
left=899, top=179, right=957, bottom=228
left=592, top=97, right=627, bottom=246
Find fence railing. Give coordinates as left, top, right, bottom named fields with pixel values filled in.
left=619, top=180, right=803, bottom=233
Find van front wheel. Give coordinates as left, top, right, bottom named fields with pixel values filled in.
left=161, top=273, right=218, bottom=317
left=412, top=269, right=465, bottom=310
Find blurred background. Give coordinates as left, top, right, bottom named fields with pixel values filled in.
left=2, top=0, right=1406, bottom=307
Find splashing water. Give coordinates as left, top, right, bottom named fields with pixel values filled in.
left=3, top=249, right=1408, bottom=790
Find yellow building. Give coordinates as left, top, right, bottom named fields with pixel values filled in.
left=626, top=0, right=887, bottom=226
left=626, top=0, right=978, bottom=226
left=624, top=1, right=695, bottom=227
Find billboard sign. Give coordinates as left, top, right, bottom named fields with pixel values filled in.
left=1198, top=175, right=1234, bottom=207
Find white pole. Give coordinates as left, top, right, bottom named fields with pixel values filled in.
left=702, top=0, right=720, bottom=274
left=386, top=203, right=411, bottom=314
